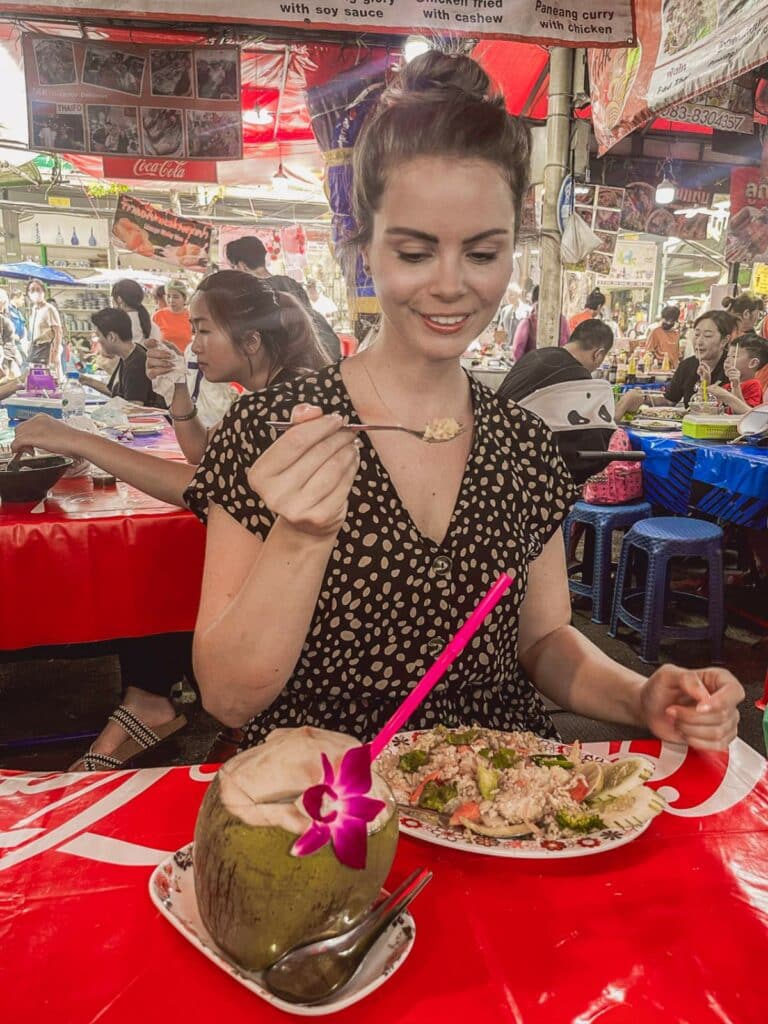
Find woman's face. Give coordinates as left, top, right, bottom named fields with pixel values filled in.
left=692, top=318, right=726, bottom=363
left=364, top=156, right=515, bottom=361
left=189, top=292, right=267, bottom=387
left=28, top=287, right=45, bottom=306
left=168, top=289, right=186, bottom=313
left=739, top=307, right=760, bottom=332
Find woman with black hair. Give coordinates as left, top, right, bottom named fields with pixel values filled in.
left=111, top=278, right=160, bottom=345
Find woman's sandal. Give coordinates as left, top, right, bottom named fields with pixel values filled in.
left=69, top=705, right=187, bottom=771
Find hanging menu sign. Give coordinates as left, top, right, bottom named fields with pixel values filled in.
left=14, top=3, right=636, bottom=47
left=22, top=34, right=242, bottom=162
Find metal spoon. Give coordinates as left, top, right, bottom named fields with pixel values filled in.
left=262, top=866, right=431, bottom=1005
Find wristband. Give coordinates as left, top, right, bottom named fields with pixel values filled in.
left=169, top=405, right=198, bottom=422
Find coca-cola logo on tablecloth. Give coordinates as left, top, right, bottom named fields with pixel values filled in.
left=0, top=744, right=764, bottom=872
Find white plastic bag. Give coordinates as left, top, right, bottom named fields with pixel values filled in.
left=561, top=213, right=602, bottom=265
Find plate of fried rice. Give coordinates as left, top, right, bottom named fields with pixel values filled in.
left=379, top=727, right=666, bottom=858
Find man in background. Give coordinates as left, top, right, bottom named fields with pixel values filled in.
left=639, top=305, right=681, bottom=368
left=225, top=236, right=341, bottom=360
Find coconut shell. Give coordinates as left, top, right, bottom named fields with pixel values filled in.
left=193, top=728, right=399, bottom=971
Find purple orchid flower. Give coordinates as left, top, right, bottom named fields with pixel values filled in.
left=291, top=743, right=385, bottom=870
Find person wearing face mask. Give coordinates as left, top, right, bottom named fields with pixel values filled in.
left=640, top=305, right=681, bottom=369
left=152, top=279, right=192, bottom=352
left=26, top=278, right=63, bottom=371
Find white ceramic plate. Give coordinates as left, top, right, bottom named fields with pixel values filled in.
left=149, top=844, right=416, bottom=1016
left=386, top=732, right=657, bottom=859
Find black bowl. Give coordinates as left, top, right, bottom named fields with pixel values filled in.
left=0, top=455, right=73, bottom=503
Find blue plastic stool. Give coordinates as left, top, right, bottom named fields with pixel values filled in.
left=564, top=501, right=653, bottom=624
left=609, top=517, right=724, bottom=664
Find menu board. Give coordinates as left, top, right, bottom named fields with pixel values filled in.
left=726, top=168, right=768, bottom=266
left=22, top=34, right=242, bottom=162
left=13, top=2, right=637, bottom=48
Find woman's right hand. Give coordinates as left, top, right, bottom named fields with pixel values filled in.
left=697, top=361, right=712, bottom=383
left=145, top=337, right=184, bottom=380
left=247, top=404, right=360, bottom=539
left=11, top=413, right=81, bottom=458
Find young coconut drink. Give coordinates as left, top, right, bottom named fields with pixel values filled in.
left=193, top=726, right=398, bottom=972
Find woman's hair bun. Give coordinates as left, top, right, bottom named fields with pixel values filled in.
left=386, top=50, right=504, bottom=110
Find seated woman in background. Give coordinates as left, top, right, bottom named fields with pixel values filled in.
left=622, top=310, right=736, bottom=414
left=11, top=272, right=330, bottom=770
left=187, top=50, right=743, bottom=756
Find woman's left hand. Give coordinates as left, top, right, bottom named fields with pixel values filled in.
left=639, top=665, right=744, bottom=750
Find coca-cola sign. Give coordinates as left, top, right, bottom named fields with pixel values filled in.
left=103, top=156, right=218, bottom=183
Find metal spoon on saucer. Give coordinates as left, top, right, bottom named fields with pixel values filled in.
left=262, top=866, right=431, bottom=1005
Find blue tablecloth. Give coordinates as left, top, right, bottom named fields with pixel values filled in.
left=627, top=428, right=768, bottom=528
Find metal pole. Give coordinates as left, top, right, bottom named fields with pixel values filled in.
left=537, top=47, right=574, bottom=348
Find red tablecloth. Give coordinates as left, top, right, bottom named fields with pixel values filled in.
left=1, top=738, right=766, bottom=1023
left=0, top=432, right=205, bottom=650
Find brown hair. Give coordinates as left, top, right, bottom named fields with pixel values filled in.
left=722, top=292, right=764, bottom=317
left=350, top=50, right=531, bottom=253
left=194, top=270, right=330, bottom=380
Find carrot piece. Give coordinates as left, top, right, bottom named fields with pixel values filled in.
left=448, top=801, right=481, bottom=826
left=409, top=770, right=442, bottom=806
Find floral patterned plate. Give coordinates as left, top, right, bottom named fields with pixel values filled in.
left=149, top=843, right=416, bottom=1016
left=387, top=732, right=656, bottom=859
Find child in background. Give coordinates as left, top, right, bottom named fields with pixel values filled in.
left=708, top=335, right=768, bottom=414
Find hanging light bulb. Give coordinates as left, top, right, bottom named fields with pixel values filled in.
left=248, top=104, right=273, bottom=127
left=655, top=160, right=676, bottom=205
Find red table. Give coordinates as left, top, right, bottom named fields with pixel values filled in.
left=1, top=737, right=766, bottom=1023
left=0, top=430, right=205, bottom=650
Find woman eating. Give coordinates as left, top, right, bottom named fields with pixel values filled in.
left=186, top=51, right=744, bottom=753
left=11, top=271, right=329, bottom=770
left=623, top=310, right=735, bottom=413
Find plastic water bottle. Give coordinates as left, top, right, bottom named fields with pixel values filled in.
left=61, top=370, right=86, bottom=421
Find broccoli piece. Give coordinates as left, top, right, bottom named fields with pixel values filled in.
left=530, top=754, right=574, bottom=769
left=444, top=728, right=479, bottom=746
left=555, top=808, right=606, bottom=833
left=418, top=780, right=458, bottom=812
left=398, top=749, right=431, bottom=774
left=490, top=748, right=519, bottom=770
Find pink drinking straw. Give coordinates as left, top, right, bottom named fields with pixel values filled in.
left=369, top=572, right=515, bottom=760
left=292, top=572, right=515, bottom=865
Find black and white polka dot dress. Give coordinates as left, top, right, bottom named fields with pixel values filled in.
left=186, top=363, right=578, bottom=748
